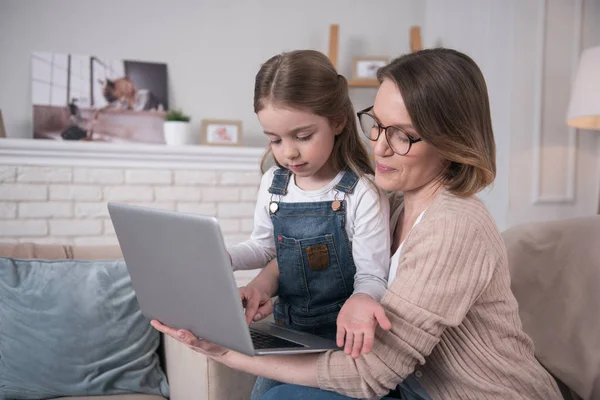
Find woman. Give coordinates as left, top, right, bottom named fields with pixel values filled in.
left=153, top=48, right=562, bottom=400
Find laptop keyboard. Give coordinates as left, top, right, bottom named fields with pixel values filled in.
left=250, top=329, right=305, bottom=350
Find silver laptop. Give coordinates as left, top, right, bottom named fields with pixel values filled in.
left=107, top=202, right=338, bottom=356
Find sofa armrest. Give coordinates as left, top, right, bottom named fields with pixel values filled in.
left=163, top=335, right=207, bottom=399
left=163, top=335, right=256, bottom=400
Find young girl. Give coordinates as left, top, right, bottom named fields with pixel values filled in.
left=226, top=50, right=392, bottom=399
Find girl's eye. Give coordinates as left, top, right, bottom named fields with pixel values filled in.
left=297, top=134, right=313, bottom=141
left=269, top=139, right=281, bottom=145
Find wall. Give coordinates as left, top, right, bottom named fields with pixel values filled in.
left=0, top=0, right=425, bottom=146
left=0, top=164, right=260, bottom=247
left=423, top=0, right=516, bottom=230
left=508, top=0, right=600, bottom=225
left=424, top=0, right=600, bottom=229
left=0, top=140, right=265, bottom=285
left=1, top=0, right=598, bottom=232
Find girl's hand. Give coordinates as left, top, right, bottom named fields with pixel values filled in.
left=239, top=285, right=274, bottom=325
left=151, top=320, right=230, bottom=361
left=336, top=294, right=392, bottom=359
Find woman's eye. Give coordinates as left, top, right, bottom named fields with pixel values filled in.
left=297, top=135, right=313, bottom=141
left=270, top=139, right=281, bottom=145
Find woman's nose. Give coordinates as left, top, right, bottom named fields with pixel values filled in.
left=372, top=131, right=393, bottom=157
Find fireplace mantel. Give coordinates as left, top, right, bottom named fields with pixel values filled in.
left=0, top=139, right=265, bottom=170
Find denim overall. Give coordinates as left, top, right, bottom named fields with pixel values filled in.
left=249, top=168, right=360, bottom=400
left=268, top=168, right=359, bottom=340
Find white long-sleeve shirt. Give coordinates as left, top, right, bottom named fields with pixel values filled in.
left=228, top=167, right=390, bottom=301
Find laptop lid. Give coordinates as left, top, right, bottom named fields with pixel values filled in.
left=107, top=202, right=256, bottom=356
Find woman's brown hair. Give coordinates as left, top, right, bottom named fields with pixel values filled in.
left=254, top=50, right=373, bottom=177
left=377, top=48, right=496, bottom=197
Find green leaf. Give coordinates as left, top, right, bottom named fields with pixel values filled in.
left=165, top=109, right=191, bottom=122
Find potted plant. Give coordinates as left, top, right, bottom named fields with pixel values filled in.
left=163, top=109, right=193, bottom=145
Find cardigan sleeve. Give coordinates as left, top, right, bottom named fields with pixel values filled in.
left=317, top=212, right=498, bottom=398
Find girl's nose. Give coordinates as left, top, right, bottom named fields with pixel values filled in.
left=283, top=145, right=299, bottom=159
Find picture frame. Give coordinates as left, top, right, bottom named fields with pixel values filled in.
left=201, top=119, right=242, bottom=146
left=31, top=52, right=168, bottom=143
left=352, top=57, right=389, bottom=82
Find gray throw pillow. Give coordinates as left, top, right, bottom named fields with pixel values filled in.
left=0, top=257, right=169, bottom=399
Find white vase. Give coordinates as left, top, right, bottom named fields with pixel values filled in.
left=163, top=121, right=195, bottom=145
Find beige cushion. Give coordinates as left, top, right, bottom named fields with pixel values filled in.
left=54, top=396, right=165, bottom=400
left=0, top=243, right=123, bottom=260
left=0, top=242, right=73, bottom=259
left=503, top=216, right=600, bottom=400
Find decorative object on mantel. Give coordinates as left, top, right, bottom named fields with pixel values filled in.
left=566, top=45, right=600, bottom=214
left=201, top=119, right=243, bottom=146
left=31, top=52, right=168, bottom=143
left=326, top=24, right=422, bottom=88
left=163, top=109, right=194, bottom=145
left=352, top=57, right=389, bottom=84
left=409, top=26, right=423, bottom=53
left=0, top=109, right=6, bottom=138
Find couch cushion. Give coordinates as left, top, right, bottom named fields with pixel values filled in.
left=0, top=257, right=169, bottom=399
left=54, top=396, right=165, bottom=400
left=0, top=243, right=73, bottom=260
left=0, top=243, right=123, bottom=261
left=503, top=216, right=600, bottom=400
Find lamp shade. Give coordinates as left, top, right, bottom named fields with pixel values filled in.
left=567, top=46, right=600, bottom=130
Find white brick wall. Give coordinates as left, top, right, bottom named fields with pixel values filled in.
left=50, top=185, right=103, bottom=201
left=74, top=202, right=110, bottom=218
left=103, top=186, right=154, bottom=201
left=0, top=166, right=16, bottom=183
left=155, top=187, right=201, bottom=201
left=174, top=170, right=218, bottom=185
left=240, top=187, right=259, bottom=201
left=126, top=169, right=172, bottom=185
left=220, top=172, right=262, bottom=186
left=0, top=202, right=17, bottom=218
left=0, top=220, right=48, bottom=236
left=217, top=202, right=255, bottom=218
left=0, top=184, right=47, bottom=200
left=202, top=187, right=240, bottom=202
left=17, top=167, right=72, bottom=183
left=74, top=168, right=124, bottom=184
left=176, top=202, right=217, bottom=215
left=0, top=165, right=262, bottom=247
left=19, top=202, right=72, bottom=218
left=49, top=219, right=103, bottom=236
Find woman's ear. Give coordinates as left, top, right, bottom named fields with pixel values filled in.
left=332, top=116, right=347, bottom=136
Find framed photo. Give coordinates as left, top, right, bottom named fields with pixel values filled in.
left=31, top=51, right=168, bottom=143
left=352, top=57, right=389, bottom=81
left=201, top=119, right=242, bottom=146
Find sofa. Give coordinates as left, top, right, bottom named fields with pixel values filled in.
left=0, top=243, right=256, bottom=400
left=503, top=216, right=600, bottom=400
left=2, top=216, right=598, bottom=400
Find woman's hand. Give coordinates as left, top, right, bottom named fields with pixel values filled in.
left=336, top=294, right=392, bottom=359
left=239, top=286, right=274, bottom=325
left=150, top=320, right=230, bottom=361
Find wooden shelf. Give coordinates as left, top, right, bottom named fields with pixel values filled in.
left=327, top=24, right=422, bottom=88
left=348, top=80, right=379, bottom=88
left=410, top=26, right=422, bottom=53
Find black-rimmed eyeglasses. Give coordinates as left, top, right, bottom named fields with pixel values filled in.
left=357, top=106, right=422, bottom=156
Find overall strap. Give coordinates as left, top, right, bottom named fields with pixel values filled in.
left=334, top=169, right=360, bottom=194
left=268, top=168, right=292, bottom=195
